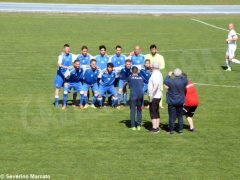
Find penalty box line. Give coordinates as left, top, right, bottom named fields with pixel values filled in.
left=194, top=82, right=240, bottom=88
left=191, top=18, right=240, bottom=36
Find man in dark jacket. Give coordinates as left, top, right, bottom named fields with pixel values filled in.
left=128, top=66, right=144, bottom=131
left=164, top=68, right=188, bottom=134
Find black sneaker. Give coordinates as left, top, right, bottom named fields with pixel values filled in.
left=168, top=131, right=174, bottom=135
left=149, top=128, right=159, bottom=134
left=189, top=128, right=195, bottom=132
left=178, top=130, right=183, bottom=134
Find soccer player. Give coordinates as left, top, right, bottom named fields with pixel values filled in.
left=54, top=44, right=77, bottom=107
left=225, top=23, right=238, bottom=71
left=145, top=44, right=165, bottom=108
left=145, top=44, right=165, bottom=70
left=62, top=60, right=84, bottom=110
left=109, top=45, right=126, bottom=86
left=95, top=45, right=109, bottom=71
left=130, top=46, right=145, bottom=70
left=118, top=59, right=132, bottom=105
left=81, top=59, right=101, bottom=109
left=139, top=59, right=152, bottom=107
left=98, top=63, right=118, bottom=108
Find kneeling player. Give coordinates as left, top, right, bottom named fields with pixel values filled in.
left=98, top=63, right=118, bottom=108
left=62, top=60, right=83, bottom=110
left=81, top=59, right=101, bottom=109
left=118, top=59, right=132, bottom=105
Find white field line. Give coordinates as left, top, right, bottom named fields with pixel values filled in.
left=191, top=18, right=240, bottom=36
left=194, top=82, right=240, bottom=88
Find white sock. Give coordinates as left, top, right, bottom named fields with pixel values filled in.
left=226, top=59, right=231, bottom=68
left=232, top=58, right=240, bottom=64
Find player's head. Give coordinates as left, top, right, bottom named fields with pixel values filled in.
left=134, top=45, right=141, bottom=55
left=115, top=45, right=122, bottom=56
left=132, top=66, right=138, bottom=74
left=63, top=44, right=70, bottom=54
left=150, top=44, right=157, bottom=55
left=81, top=45, right=88, bottom=56
left=99, top=45, right=106, bottom=56
left=73, top=60, right=80, bottom=69
left=125, top=59, right=132, bottom=69
left=107, top=62, right=114, bottom=73
left=228, top=23, right=234, bottom=30
left=90, top=59, right=97, bottom=69
left=145, top=59, right=151, bottom=68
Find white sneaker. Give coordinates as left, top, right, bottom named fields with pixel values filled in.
left=84, top=104, right=89, bottom=109
left=226, top=67, right=232, bottom=71
left=91, top=104, right=96, bottom=109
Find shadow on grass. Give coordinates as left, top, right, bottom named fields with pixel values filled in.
left=221, top=65, right=228, bottom=70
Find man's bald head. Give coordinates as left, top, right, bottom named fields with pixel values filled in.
left=134, top=45, right=141, bottom=55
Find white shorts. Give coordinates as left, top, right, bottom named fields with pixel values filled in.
left=226, top=45, right=237, bottom=59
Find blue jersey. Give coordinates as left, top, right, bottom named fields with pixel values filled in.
left=139, top=67, right=152, bottom=84
left=65, top=67, right=83, bottom=83
left=76, top=54, right=91, bottom=69
left=100, top=71, right=117, bottom=86
left=59, top=53, right=74, bottom=74
left=131, top=54, right=145, bottom=68
left=83, top=67, right=100, bottom=84
left=110, top=54, right=126, bottom=68
left=119, top=66, right=132, bottom=81
left=128, top=74, right=144, bottom=99
left=95, top=55, right=109, bottom=70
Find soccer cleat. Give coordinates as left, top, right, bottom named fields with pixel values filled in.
left=62, top=106, right=67, bottom=110
left=84, top=104, right=89, bottom=109
left=150, top=128, right=159, bottom=134
left=131, top=127, right=136, bottom=131
left=72, top=104, right=76, bottom=108
left=137, top=126, right=141, bottom=131
left=79, top=105, right=84, bottom=110
left=116, top=106, right=121, bottom=110
left=189, top=128, right=195, bottom=132
left=168, top=131, right=174, bottom=135
left=91, top=104, right=96, bottom=109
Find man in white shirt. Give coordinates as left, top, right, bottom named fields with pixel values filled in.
left=148, top=61, right=163, bottom=133
left=225, top=23, right=238, bottom=71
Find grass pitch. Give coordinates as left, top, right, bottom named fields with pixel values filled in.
left=0, top=13, right=240, bottom=179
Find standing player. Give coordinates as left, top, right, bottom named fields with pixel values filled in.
left=130, top=46, right=145, bottom=70
left=98, top=63, right=118, bottom=108
left=95, top=45, right=109, bottom=72
left=62, top=60, right=84, bottom=110
left=109, top=45, right=126, bottom=86
left=81, top=59, right=101, bottom=109
left=139, top=59, right=152, bottom=107
left=225, top=23, right=238, bottom=71
left=54, top=44, right=77, bottom=107
left=118, top=59, right=132, bottom=106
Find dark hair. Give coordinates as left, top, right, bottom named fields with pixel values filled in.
left=107, top=62, right=114, bottom=68
left=125, top=59, right=131, bottom=63
left=63, top=44, right=70, bottom=48
left=99, top=45, right=106, bottom=51
left=145, top=59, right=150, bottom=63
left=115, top=45, right=122, bottom=49
left=90, top=59, right=96, bottom=63
left=81, top=45, right=88, bottom=50
left=74, top=60, right=80, bottom=64
left=132, top=66, right=138, bottom=73
left=150, top=44, right=157, bottom=50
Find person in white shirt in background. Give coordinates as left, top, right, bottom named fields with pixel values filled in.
left=225, top=23, right=238, bottom=71
left=148, top=61, right=163, bottom=133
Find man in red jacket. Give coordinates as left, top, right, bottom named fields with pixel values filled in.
left=183, top=74, right=199, bottom=132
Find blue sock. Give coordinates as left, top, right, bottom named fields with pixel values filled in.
left=92, top=95, right=98, bottom=105
left=118, top=93, right=122, bottom=105
left=63, top=92, right=68, bottom=106
left=55, top=96, right=59, bottom=106
left=84, top=96, right=88, bottom=105
left=123, top=93, right=128, bottom=104
left=98, top=97, right=103, bottom=107
left=80, top=94, right=84, bottom=105
left=112, top=97, right=118, bottom=107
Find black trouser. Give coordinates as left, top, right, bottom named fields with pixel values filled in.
left=130, top=97, right=143, bottom=127
left=168, top=105, right=184, bottom=132
left=149, top=98, right=161, bottom=119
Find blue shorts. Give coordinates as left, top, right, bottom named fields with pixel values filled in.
left=54, top=72, right=64, bottom=89
left=64, top=82, right=82, bottom=93
left=143, top=83, right=148, bottom=94
left=99, top=85, right=117, bottom=97
left=118, top=80, right=127, bottom=89
left=82, top=83, right=99, bottom=92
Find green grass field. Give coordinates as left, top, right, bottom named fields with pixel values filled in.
left=1, top=0, right=240, bottom=5
left=0, top=13, right=240, bottom=179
